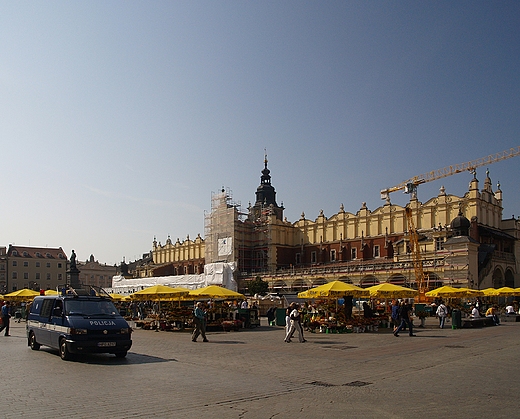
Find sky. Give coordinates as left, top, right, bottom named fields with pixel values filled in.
left=1, top=1, right=520, bottom=266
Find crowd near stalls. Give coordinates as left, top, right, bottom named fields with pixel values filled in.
left=276, top=281, right=520, bottom=334
left=2, top=282, right=520, bottom=335
left=112, top=285, right=260, bottom=332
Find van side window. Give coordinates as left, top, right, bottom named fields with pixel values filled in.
left=40, top=299, right=54, bottom=319
left=31, top=301, right=41, bottom=314
left=53, top=301, right=63, bottom=317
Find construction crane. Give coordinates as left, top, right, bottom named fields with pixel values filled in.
left=384, top=146, right=520, bottom=299
left=381, top=146, right=520, bottom=201
left=405, top=207, right=426, bottom=299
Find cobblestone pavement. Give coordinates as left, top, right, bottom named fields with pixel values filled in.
left=3, top=317, right=519, bottom=418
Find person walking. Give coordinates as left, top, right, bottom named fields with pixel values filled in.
left=436, top=300, right=448, bottom=329
left=391, top=299, right=401, bottom=332
left=192, top=302, right=208, bottom=342
left=285, top=303, right=306, bottom=343
left=393, top=300, right=416, bottom=337
left=0, top=301, right=11, bottom=336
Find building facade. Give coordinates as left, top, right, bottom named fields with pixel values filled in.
left=77, top=254, right=118, bottom=288
left=144, top=159, right=518, bottom=294
left=4, top=245, right=68, bottom=292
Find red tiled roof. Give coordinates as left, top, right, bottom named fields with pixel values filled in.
left=8, top=245, right=67, bottom=259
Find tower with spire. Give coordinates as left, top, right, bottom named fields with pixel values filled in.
left=249, top=151, right=284, bottom=221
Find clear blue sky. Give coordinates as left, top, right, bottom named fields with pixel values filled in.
left=1, top=1, right=519, bottom=265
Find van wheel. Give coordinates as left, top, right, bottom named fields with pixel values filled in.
left=29, top=332, right=40, bottom=350
left=115, top=351, right=127, bottom=358
left=59, top=339, right=72, bottom=361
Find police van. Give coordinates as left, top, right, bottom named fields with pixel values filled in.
left=27, top=285, right=132, bottom=360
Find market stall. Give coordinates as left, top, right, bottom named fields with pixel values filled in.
left=189, top=286, right=250, bottom=331
left=297, top=281, right=374, bottom=333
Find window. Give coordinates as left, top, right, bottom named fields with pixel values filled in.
left=12, top=272, right=17, bottom=279
left=58, top=274, right=62, bottom=280
left=46, top=262, right=51, bottom=268
left=46, top=273, right=51, bottom=280
left=12, top=261, right=17, bottom=267
left=23, top=261, right=29, bottom=267
left=58, top=263, right=62, bottom=268
left=12, top=250, right=18, bottom=256
left=330, top=249, right=336, bottom=262
left=23, top=251, right=28, bottom=257
left=36, top=262, right=40, bottom=268
left=24, top=272, right=29, bottom=280
left=311, top=251, right=317, bottom=263
left=36, top=252, right=41, bottom=257
left=373, top=245, right=380, bottom=258
left=351, top=248, right=357, bottom=260
left=36, top=273, right=40, bottom=280
left=435, top=238, right=444, bottom=251
left=40, top=299, right=54, bottom=318
left=295, top=253, right=301, bottom=264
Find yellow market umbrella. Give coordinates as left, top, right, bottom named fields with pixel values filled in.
left=456, top=288, right=483, bottom=297
left=492, top=287, right=517, bottom=297
left=425, top=286, right=471, bottom=298
left=189, top=285, right=245, bottom=300
left=44, top=289, right=58, bottom=295
left=130, top=285, right=190, bottom=301
left=365, top=283, right=418, bottom=299
left=4, top=288, right=40, bottom=301
left=109, top=293, right=127, bottom=301
left=298, top=280, right=369, bottom=298
left=481, top=288, right=500, bottom=297
left=297, top=289, right=313, bottom=299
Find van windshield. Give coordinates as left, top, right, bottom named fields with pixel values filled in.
left=64, top=300, right=119, bottom=317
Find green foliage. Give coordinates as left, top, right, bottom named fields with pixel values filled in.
left=248, top=276, right=269, bottom=296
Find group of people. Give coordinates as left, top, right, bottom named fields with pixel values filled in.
left=391, top=299, right=416, bottom=337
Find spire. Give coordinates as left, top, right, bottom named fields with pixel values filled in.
left=251, top=151, right=284, bottom=221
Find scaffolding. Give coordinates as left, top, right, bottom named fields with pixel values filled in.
left=204, top=188, right=246, bottom=265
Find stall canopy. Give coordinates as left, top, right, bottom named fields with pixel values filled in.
left=298, top=280, right=369, bottom=299
left=492, top=287, right=516, bottom=296
left=188, top=285, right=245, bottom=300
left=365, top=283, right=418, bottom=299
left=130, top=285, right=190, bottom=301
left=109, top=262, right=237, bottom=295
left=4, top=289, right=39, bottom=301
left=425, top=286, right=482, bottom=298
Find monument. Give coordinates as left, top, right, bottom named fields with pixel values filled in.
left=67, top=249, right=81, bottom=288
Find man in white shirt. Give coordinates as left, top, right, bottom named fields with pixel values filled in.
left=436, top=301, right=448, bottom=329
left=505, top=305, right=515, bottom=315
left=470, top=304, right=480, bottom=318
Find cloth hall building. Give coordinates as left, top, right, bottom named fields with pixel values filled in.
left=146, top=159, right=519, bottom=294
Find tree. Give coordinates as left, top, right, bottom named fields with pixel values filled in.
left=248, top=276, right=269, bottom=296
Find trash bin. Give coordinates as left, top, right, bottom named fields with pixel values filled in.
left=237, top=308, right=251, bottom=328
left=451, top=309, right=461, bottom=329
left=275, top=307, right=286, bottom=326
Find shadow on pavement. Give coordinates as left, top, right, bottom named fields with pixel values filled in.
left=39, top=348, right=178, bottom=365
